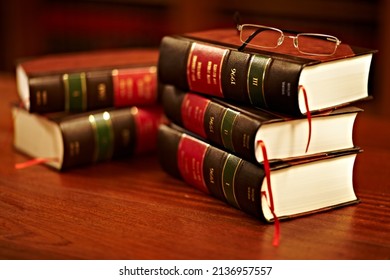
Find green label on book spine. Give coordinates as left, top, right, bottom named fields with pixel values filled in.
left=63, top=73, right=87, bottom=112
left=222, top=154, right=242, bottom=209
left=247, top=55, right=271, bottom=108
left=220, top=108, right=238, bottom=152
left=89, top=112, right=114, bottom=162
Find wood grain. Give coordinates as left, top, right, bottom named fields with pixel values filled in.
left=0, top=74, right=389, bottom=259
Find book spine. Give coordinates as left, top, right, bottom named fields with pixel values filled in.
left=59, top=106, right=164, bottom=170
left=157, top=124, right=266, bottom=221
left=112, top=66, right=158, bottom=107
left=162, top=86, right=261, bottom=163
left=29, top=75, right=65, bottom=113
left=158, top=36, right=303, bottom=115
left=28, top=66, right=158, bottom=113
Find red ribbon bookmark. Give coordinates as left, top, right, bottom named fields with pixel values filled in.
left=257, top=140, right=280, bottom=247
left=299, top=85, right=312, bottom=153
left=15, top=157, right=59, bottom=169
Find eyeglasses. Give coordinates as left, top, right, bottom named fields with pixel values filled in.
left=236, top=23, right=341, bottom=56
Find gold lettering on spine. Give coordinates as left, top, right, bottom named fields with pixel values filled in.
left=206, top=61, right=212, bottom=84
left=119, top=78, right=126, bottom=96
left=212, top=63, right=218, bottom=85
left=209, top=167, right=215, bottom=184
left=69, top=141, right=80, bottom=157
left=36, top=90, right=47, bottom=106
left=230, top=68, right=236, bottom=85
left=196, top=61, right=202, bottom=81
left=98, top=83, right=107, bottom=101
left=139, top=74, right=152, bottom=98
left=247, top=187, right=255, bottom=202
left=192, top=57, right=196, bottom=81
left=191, top=56, right=197, bottom=81
left=143, top=66, right=156, bottom=99
left=208, top=116, right=215, bottom=134
left=252, top=77, right=259, bottom=87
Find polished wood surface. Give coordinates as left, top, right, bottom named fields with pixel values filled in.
left=0, top=74, right=389, bottom=259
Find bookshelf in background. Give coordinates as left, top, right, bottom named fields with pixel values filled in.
left=0, top=0, right=379, bottom=66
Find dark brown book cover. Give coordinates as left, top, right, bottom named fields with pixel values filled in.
left=161, top=85, right=362, bottom=164
left=158, top=28, right=376, bottom=116
left=13, top=105, right=166, bottom=171
left=157, top=124, right=361, bottom=223
left=17, top=49, right=159, bottom=113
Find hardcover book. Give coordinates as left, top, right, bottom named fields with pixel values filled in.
left=13, top=106, right=166, bottom=171
left=16, top=49, right=159, bottom=113
left=161, top=85, right=361, bottom=163
left=158, top=124, right=360, bottom=223
left=158, top=28, right=376, bottom=116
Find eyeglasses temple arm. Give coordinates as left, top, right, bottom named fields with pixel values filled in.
left=238, top=27, right=267, bottom=52
left=233, top=12, right=242, bottom=35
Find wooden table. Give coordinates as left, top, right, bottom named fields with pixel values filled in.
left=0, top=73, right=389, bottom=259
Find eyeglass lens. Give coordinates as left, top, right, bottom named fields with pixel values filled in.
left=240, top=26, right=282, bottom=48
left=296, top=34, right=338, bottom=55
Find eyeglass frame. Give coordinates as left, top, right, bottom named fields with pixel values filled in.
left=236, top=23, right=342, bottom=56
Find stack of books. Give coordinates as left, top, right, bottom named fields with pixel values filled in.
left=11, top=23, right=377, bottom=246
left=13, top=49, right=166, bottom=170
left=156, top=27, right=376, bottom=245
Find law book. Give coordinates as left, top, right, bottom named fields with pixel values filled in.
left=161, top=85, right=361, bottom=164
left=13, top=105, right=166, bottom=171
left=158, top=124, right=361, bottom=223
left=158, top=28, right=376, bottom=116
left=16, top=48, right=159, bottom=113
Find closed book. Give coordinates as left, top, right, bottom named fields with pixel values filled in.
left=13, top=106, right=166, bottom=171
left=158, top=28, right=376, bottom=116
left=16, top=49, right=159, bottom=113
left=161, top=85, right=361, bottom=163
left=158, top=124, right=360, bottom=222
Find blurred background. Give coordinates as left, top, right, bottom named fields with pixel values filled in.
left=1, top=0, right=388, bottom=117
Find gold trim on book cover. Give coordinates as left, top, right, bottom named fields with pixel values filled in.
left=63, top=72, right=87, bottom=112
left=247, top=54, right=272, bottom=108
left=221, top=154, right=242, bottom=210
left=88, top=111, right=114, bottom=162
left=220, top=108, right=239, bottom=152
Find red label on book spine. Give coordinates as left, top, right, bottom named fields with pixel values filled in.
left=181, top=93, right=209, bottom=139
left=112, top=67, right=158, bottom=107
left=186, top=43, right=227, bottom=97
left=177, top=135, right=209, bottom=194
left=133, top=107, right=163, bottom=154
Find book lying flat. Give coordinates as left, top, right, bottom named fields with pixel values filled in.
left=16, top=48, right=159, bottom=113
left=13, top=106, right=166, bottom=170
left=161, top=85, right=361, bottom=164
left=158, top=124, right=361, bottom=222
left=158, top=28, right=376, bottom=116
